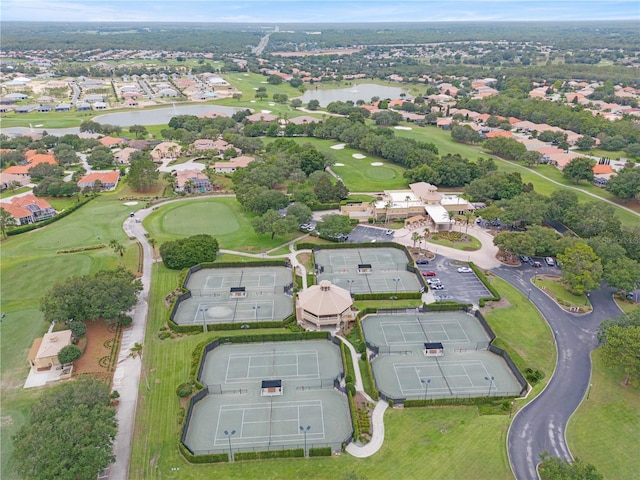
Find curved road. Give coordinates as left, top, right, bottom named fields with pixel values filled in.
left=495, top=266, right=621, bottom=479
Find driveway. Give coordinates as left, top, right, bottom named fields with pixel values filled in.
left=347, top=224, right=395, bottom=243
left=495, top=266, right=621, bottom=479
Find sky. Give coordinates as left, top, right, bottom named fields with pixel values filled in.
left=1, top=0, right=638, bottom=23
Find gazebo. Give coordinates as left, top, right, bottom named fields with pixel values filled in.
left=296, top=280, right=355, bottom=330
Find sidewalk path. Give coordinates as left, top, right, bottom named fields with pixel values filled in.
left=337, top=335, right=388, bottom=458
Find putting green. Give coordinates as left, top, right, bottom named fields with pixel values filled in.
left=160, top=202, right=239, bottom=237
left=364, top=166, right=397, bottom=180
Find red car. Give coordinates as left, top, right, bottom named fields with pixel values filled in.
left=422, top=271, right=437, bottom=277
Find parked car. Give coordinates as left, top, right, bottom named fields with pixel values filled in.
left=545, top=257, right=555, bottom=266
left=416, top=259, right=429, bottom=265
left=519, top=255, right=531, bottom=263
left=431, top=284, right=445, bottom=290
left=457, top=267, right=473, bottom=273
left=426, top=278, right=440, bottom=285
left=532, top=261, right=542, bottom=267
left=423, top=271, right=437, bottom=277
left=385, top=229, right=394, bottom=235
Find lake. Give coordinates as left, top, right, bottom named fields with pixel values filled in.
left=295, top=83, right=410, bottom=107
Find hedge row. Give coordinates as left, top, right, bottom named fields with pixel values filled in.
left=308, top=202, right=340, bottom=211
left=203, top=313, right=297, bottom=331
left=6, top=196, right=94, bottom=236
left=224, top=331, right=329, bottom=344
left=179, top=443, right=228, bottom=463
left=234, top=449, right=304, bottom=461
left=168, top=319, right=202, bottom=334
left=340, top=342, right=355, bottom=384
left=309, top=447, right=332, bottom=457
left=353, top=292, right=422, bottom=301
left=425, top=302, right=473, bottom=311
left=199, top=260, right=288, bottom=268
left=348, top=392, right=359, bottom=441
left=57, top=243, right=106, bottom=254
left=469, top=262, right=501, bottom=306
left=404, top=395, right=515, bottom=408
left=360, top=354, right=379, bottom=401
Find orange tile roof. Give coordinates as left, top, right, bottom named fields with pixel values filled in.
left=2, top=165, right=30, bottom=175
left=24, top=149, right=37, bottom=159
left=77, top=171, right=120, bottom=185
left=11, top=194, right=53, bottom=210
left=27, top=153, right=57, bottom=166
left=99, top=136, right=125, bottom=147
left=485, top=131, right=514, bottom=138
left=593, top=164, right=614, bottom=175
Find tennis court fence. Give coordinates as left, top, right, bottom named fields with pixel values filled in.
left=206, top=384, right=249, bottom=395
left=187, top=439, right=348, bottom=457
left=294, top=377, right=342, bottom=392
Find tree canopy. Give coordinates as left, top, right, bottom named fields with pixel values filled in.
left=538, top=452, right=603, bottom=480
left=12, top=378, right=117, bottom=480
left=557, top=242, right=603, bottom=295
left=40, top=268, right=141, bottom=324
left=159, top=234, right=219, bottom=270
left=127, top=151, right=159, bottom=192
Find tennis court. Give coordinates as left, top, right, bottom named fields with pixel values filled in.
left=172, top=266, right=294, bottom=325
left=361, top=312, right=490, bottom=352
left=183, top=340, right=352, bottom=455
left=361, top=313, right=522, bottom=400
left=314, top=247, right=422, bottom=294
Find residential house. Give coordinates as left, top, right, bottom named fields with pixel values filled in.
left=213, top=155, right=256, bottom=173
left=245, top=112, right=279, bottom=123
left=0, top=172, right=31, bottom=190
left=173, top=169, right=212, bottom=192
left=55, top=102, right=71, bottom=112
left=287, top=115, right=322, bottom=125
left=0, top=194, right=57, bottom=225
left=77, top=171, right=120, bottom=191
left=99, top=136, right=125, bottom=148
left=150, top=142, right=181, bottom=161
left=27, top=330, right=73, bottom=370
left=114, top=147, right=139, bottom=164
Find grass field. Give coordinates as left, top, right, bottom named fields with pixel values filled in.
left=0, top=192, right=144, bottom=479
left=266, top=137, right=408, bottom=191
left=0, top=110, right=86, bottom=128
left=532, top=276, right=590, bottom=311
left=142, top=197, right=300, bottom=252
left=568, top=348, right=640, bottom=479
left=428, top=232, right=482, bottom=251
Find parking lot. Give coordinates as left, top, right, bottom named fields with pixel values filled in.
left=416, top=256, right=490, bottom=304
left=347, top=224, right=396, bottom=243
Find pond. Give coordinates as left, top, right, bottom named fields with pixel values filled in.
left=295, top=83, right=410, bottom=107
left=93, top=104, right=241, bottom=126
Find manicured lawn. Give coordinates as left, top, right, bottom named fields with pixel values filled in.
left=0, top=192, right=139, bottom=479
left=532, top=275, right=590, bottom=312
left=0, top=110, right=85, bottom=128
left=482, top=276, right=556, bottom=401
left=428, top=232, right=482, bottom=251
left=269, top=137, right=408, bottom=191
left=568, top=349, right=640, bottom=479
left=222, top=72, right=302, bottom=99
left=142, top=197, right=300, bottom=252
left=0, top=187, right=31, bottom=199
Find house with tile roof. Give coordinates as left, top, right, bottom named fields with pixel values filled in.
left=0, top=194, right=56, bottom=225
left=77, top=171, right=120, bottom=191
left=27, top=330, right=72, bottom=370
left=150, top=142, right=181, bottom=161
left=213, top=155, right=256, bottom=174
left=173, top=169, right=212, bottom=193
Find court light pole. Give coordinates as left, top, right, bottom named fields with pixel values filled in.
left=347, top=279, right=355, bottom=296
left=421, top=378, right=431, bottom=402
left=393, top=277, right=401, bottom=296
left=252, top=305, right=260, bottom=320
left=200, top=307, right=208, bottom=333
left=484, top=376, right=495, bottom=397
left=224, top=429, right=236, bottom=461
left=527, top=288, right=532, bottom=301
left=299, top=425, right=311, bottom=457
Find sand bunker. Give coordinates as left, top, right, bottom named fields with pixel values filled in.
left=261, top=110, right=272, bottom=114
left=123, top=201, right=138, bottom=206
left=394, top=126, right=413, bottom=130
left=352, top=153, right=367, bottom=159
left=331, top=144, right=346, bottom=150
left=268, top=102, right=275, bottom=106
left=371, top=162, right=384, bottom=166
left=334, top=163, right=345, bottom=166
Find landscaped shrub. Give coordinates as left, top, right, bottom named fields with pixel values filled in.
left=67, top=320, right=86, bottom=338
left=177, top=407, right=186, bottom=425
left=57, top=244, right=107, bottom=254
left=524, top=367, right=545, bottom=384
left=346, top=383, right=356, bottom=396
left=109, top=390, right=120, bottom=400
left=179, top=443, right=228, bottom=463
left=309, top=447, right=332, bottom=457
left=348, top=392, right=359, bottom=441
left=57, top=345, right=82, bottom=364
left=234, top=449, right=304, bottom=460
left=158, top=331, right=172, bottom=340
left=345, top=374, right=354, bottom=384
left=176, top=383, right=193, bottom=398
left=470, top=262, right=501, bottom=305
left=117, top=316, right=133, bottom=327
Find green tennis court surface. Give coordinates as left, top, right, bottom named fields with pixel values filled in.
left=314, top=247, right=422, bottom=294
left=362, top=313, right=522, bottom=400
left=183, top=340, right=352, bottom=455
left=172, top=266, right=294, bottom=325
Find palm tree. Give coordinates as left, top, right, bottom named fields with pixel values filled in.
left=384, top=201, right=392, bottom=225
left=109, top=239, right=125, bottom=264
left=447, top=211, right=456, bottom=231
left=463, top=211, right=474, bottom=234
left=0, top=207, right=14, bottom=239
left=411, top=231, right=422, bottom=248
left=417, top=234, right=424, bottom=252
left=148, top=237, right=157, bottom=259
left=423, top=227, right=430, bottom=239
left=405, top=195, right=411, bottom=209
left=184, top=179, right=195, bottom=193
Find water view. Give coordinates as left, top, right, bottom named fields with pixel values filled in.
left=93, top=104, right=241, bottom=126
left=296, top=83, right=410, bottom=107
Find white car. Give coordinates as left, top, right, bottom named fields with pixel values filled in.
left=457, top=267, right=473, bottom=273
left=385, top=229, right=394, bottom=235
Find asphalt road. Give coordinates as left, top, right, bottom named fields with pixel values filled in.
left=494, top=265, right=622, bottom=480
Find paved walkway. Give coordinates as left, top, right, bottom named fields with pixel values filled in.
left=337, top=335, right=388, bottom=458
left=393, top=223, right=502, bottom=270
